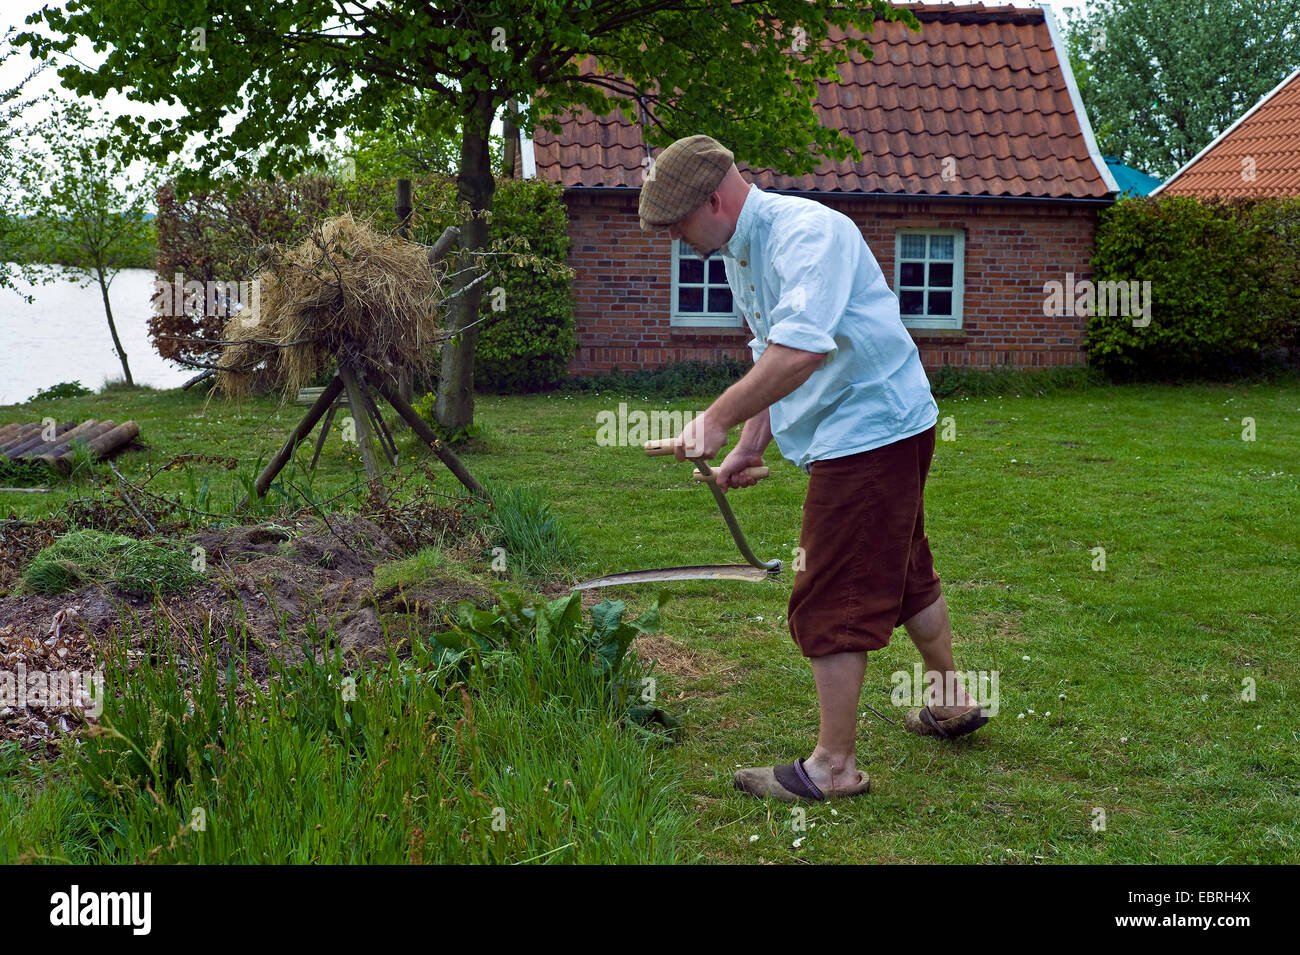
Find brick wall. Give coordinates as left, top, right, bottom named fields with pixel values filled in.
left=563, top=189, right=1100, bottom=375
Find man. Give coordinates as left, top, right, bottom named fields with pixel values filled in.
left=640, top=135, right=989, bottom=804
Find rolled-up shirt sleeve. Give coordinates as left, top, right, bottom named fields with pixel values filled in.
left=763, top=216, right=858, bottom=360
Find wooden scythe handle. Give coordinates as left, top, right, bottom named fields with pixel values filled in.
left=643, top=438, right=681, bottom=457
left=693, top=466, right=769, bottom=483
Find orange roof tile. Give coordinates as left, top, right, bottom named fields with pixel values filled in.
left=1156, top=67, right=1300, bottom=200
left=530, top=2, right=1115, bottom=200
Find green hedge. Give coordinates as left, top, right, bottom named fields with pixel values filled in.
left=562, top=357, right=750, bottom=397
left=1088, top=196, right=1300, bottom=374
left=473, top=179, right=576, bottom=392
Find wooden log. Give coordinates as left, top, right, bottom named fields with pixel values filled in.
left=356, top=379, right=399, bottom=465
left=249, top=375, right=345, bottom=500
left=296, top=386, right=350, bottom=408
left=0, top=422, right=26, bottom=442
left=0, top=487, right=50, bottom=493
left=25, top=418, right=103, bottom=459
left=182, top=369, right=215, bottom=390
left=428, top=226, right=460, bottom=265
left=86, top=420, right=138, bottom=458
left=0, top=423, right=36, bottom=450
left=7, top=422, right=78, bottom=459
left=362, top=367, right=486, bottom=499
left=1, top=423, right=47, bottom=455
left=396, top=179, right=413, bottom=234
left=52, top=420, right=138, bottom=472
left=36, top=420, right=115, bottom=468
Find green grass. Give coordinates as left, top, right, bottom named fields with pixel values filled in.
left=373, top=545, right=465, bottom=594
left=3, top=374, right=1299, bottom=863
left=456, top=382, right=1300, bottom=863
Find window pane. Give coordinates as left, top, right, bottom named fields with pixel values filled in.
left=900, top=262, right=925, bottom=286
left=708, top=258, right=727, bottom=283
left=679, top=257, right=704, bottom=284
left=707, top=287, right=733, bottom=313
left=928, top=262, right=954, bottom=287
left=930, top=235, right=954, bottom=260
left=928, top=291, right=952, bottom=316
left=900, top=234, right=926, bottom=258
left=900, top=290, right=925, bottom=315
left=679, top=287, right=704, bottom=311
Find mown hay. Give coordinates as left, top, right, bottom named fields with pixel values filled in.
left=216, top=214, right=444, bottom=398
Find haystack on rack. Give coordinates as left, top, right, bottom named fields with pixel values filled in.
left=211, top=213, right=485, bottom=502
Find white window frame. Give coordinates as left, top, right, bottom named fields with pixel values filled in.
left=894, top=229, right=965, bottom=330
left=670, top=240, right=741, bottom=327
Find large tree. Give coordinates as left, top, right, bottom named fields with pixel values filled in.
left=1064, top=0, right=1300, bottom=179
left=18, top=0, right=914, bottom=429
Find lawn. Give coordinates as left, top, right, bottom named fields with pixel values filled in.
left=2, top=375, right=1297, bottom=863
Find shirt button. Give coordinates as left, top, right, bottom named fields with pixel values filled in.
left=749, top=284, right=755, bottom=290
left=740, top=260, right=747, bottom=267
left=755, top=312, right=761, bottom=318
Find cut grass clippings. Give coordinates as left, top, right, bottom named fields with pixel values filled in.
left=21, top=528, right=202, bottom=597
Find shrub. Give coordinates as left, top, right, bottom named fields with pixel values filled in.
left=27, top=380, right=92, bottom=401
left=151, top=174, right=338, bottom=368
left=472, top=179, right=577, bottom=392
left=430, top=587, right=679, bottom=733
left=1088, top=196, right=1300, bottom=374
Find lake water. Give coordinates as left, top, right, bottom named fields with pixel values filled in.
left=0, top=265, right=191, bottom=406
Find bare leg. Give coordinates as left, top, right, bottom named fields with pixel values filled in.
left=902, top=594, right=976, bottom=720
left=802, top=651, right=867, bottom=794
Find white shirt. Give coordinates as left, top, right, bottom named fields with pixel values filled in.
left=719, top=184, right=938, bottom=472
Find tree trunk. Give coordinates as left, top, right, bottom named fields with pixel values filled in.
left=503, top=99, right=519, bottom=178
left=435, top=95, right=497, bottom=433
left=96, top=266, right=133, bottom=386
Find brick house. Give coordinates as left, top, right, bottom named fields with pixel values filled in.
left=518, top=2, right=1118, bottom=375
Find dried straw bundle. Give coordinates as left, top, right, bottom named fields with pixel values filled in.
left=216, top=214, right=443, bottom=398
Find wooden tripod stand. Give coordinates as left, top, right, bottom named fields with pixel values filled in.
left=247, top=357, right=484, bottom=503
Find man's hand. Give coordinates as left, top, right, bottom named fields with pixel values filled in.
left=715, top=447, right=766, bottom=492
left=674, top=409, right=728, bottom=463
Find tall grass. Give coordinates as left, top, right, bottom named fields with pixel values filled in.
left=0, top=611, right=687, bottom=864
left=480, top=482, right=580, bottom=581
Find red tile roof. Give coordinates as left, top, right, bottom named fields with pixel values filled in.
left=1156, top=67, right=1300, bottom=200
left=529, top=2, right=1115, bottom=200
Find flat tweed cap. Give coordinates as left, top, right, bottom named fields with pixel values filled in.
left=638, top=135, right=734, bottom=231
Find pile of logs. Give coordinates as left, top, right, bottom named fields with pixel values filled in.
left=0, top=419, right=140, bottom=473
